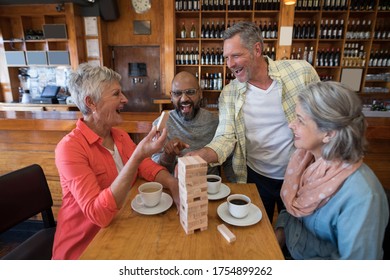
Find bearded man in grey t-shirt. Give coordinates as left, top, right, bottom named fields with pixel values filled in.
left=152, top=71, right=233, bottom=180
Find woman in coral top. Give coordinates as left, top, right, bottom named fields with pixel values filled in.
left=52, top=63, right=180, bottom=259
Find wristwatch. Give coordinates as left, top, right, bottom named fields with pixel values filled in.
left=131, top=0, right=151, bottom=14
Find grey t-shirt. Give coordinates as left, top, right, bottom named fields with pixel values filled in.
left=152, top=108, right=219, bottom=175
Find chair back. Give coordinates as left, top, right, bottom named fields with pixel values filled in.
left=0, top=164, right=55, bottom=233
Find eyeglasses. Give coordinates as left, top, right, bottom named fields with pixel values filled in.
left=170, top=88, right=199, bottom=98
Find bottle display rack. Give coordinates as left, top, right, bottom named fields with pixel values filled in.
left=174, top=0, right=389, bottom=108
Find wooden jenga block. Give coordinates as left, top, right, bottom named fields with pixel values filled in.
left=178, top=156, right=207, bottom=170
left=179, top=181, right=207, bottom=195
left=179, top=180, right=207, bottom=189
left=156, top=110, right=170, bottom=131
left=180, top=216, right=208, bottom=234
left=217, top=224, right=236, bottom=243
left=179, top=190, right=208, bottom=204
left=178, top=166, right=207, bottom=177
left=179, top=206, right=205, bottom=221
left=180, top=198, right=208, bottom=213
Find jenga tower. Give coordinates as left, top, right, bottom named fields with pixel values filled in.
left=178, top=156, right=208, bottom=234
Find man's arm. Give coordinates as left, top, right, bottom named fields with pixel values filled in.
left=186, top=146, right=219, bottom=164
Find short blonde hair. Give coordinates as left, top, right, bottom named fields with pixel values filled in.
left=67, top=63, right=121, bottom=115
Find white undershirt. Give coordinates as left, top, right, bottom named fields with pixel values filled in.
left=243, top=81, right=294, bottom=179
left=106, top=144, right=124, bottom=173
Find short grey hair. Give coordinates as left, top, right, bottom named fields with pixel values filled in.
left=67, top=63, right=121, bottom=115
left=223, top=21, right=264, bottom=51
left=297, top=81, right=367, bottom=163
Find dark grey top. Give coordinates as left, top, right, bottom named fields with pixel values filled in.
left=151, top=108, right=219, bottom=175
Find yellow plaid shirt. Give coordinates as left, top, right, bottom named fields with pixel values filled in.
left=207, top=57, right=320, bottom=183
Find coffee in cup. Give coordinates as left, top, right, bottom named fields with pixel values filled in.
left=227, top=194, right=251, bottom=218
left=136, top=182, right=163, bottom=207
left=206, top=174, right=221, bottom=194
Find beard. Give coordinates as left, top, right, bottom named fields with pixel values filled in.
left=175, top=100, right=201, bottom=121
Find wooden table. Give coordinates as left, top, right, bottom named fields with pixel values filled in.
left=79, top=181, right=284, bottom=260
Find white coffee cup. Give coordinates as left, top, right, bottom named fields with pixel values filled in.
left=135, top=182, right=163, bottom=207
left=227, top=194, right=251, bottom=219
left=206, top=174, right=221, bottom=194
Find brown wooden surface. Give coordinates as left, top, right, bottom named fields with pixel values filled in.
left=79, top=181, right=284, bottom=260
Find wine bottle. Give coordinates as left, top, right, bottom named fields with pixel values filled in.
left=337, top=19, right=343, bottom=39
left=273, top=21, right=278, bottom=38
left=180, top=22, right=187, bottom=38
left=180, top=47, right=185, bottom=65
left=301, top=21, right=307, bottom=39
left=195, top=47, right=199, bottom=65
left=266, top=21, right=272, bottom=39
left=205, top=48, right=211, bottom=65
left=210, top=21, right=215, bottom=38
left=201, top=21, right=205, bottom=38
left=215, top=21, right=221, bottom=38
left=220, top=21, right=225, bottom=38
left=308, top=46, right=314, bottom=65
left=290, top=47, right=296, bottom=59
left=310, top=21, right=316, bottom=39
left=327, top=19, right=333, bottom=39
left=201, top=48, right=206, bottom=65
left=205, top=21, right=210, bottom=38
left=190, top=22, right=196, bottom=38
left=176, top=47, right=181, bottom=65
left=211, top=48, right=216, bottom=65
left=176, top=0, right=181, bottom=11
left=303, top=46, right=308, bottom=61
left=184, top=47, right=190, bottom=65
left=219, top=47, right=224, bottom=65
left=190, top=47, right=195, bottom=65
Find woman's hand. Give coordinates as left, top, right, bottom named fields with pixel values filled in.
left=133, top=126, right=168, bottom=161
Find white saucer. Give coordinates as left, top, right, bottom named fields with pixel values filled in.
left=208, top=183, right=231, bottom=200
left=217, top=202, right=262, bottom=226
left=131, top=192, right=173, bottom=215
